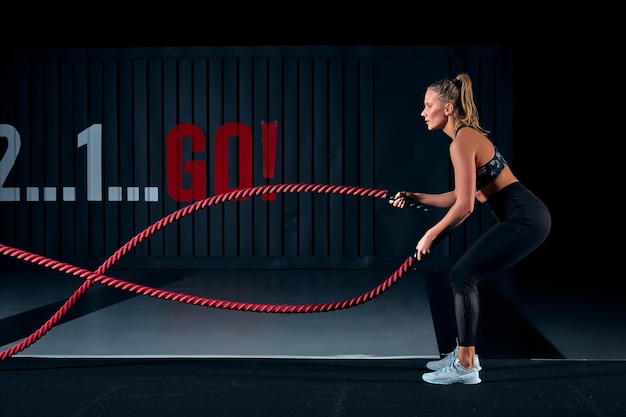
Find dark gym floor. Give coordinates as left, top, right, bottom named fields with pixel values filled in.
left=1, top=265, right=624, bottom=417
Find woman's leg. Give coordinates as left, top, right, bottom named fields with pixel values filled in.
left=449, top=201, right=551, bottom=357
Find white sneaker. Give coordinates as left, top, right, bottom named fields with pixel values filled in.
left=426, top=345, right=482, bottom=371
left=422, top=359, right=481, bottom=385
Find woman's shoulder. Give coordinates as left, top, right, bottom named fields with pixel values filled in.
left=455, top=124, right=484, bottom=136
left=456, top=126, right=492, bottom=146
left=453, top=126, right=484, bottom=144
left=450, top=128, right=491, bottom=160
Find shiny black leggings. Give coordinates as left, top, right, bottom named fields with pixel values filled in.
left=450, top=182, right=551, bottom=347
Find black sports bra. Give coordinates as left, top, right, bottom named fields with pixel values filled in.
left=476, top=147, right=508, bottom=189
left=455, top=125, right=508, bottom=189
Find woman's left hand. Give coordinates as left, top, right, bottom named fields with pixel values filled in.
left=414, top=235, right=433, bottom=261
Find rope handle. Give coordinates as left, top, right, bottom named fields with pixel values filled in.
left=386, top=192, right=433, bottom=213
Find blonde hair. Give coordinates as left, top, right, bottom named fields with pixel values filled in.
left=428, top=72, right=489, bottom=135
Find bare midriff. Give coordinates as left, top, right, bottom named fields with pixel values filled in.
left=475, top=166, right=518, bottom=203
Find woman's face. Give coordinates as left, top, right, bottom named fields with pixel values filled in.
left=420, top=89, right=447, bottom=131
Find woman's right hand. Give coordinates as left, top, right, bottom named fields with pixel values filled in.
left=389, top=191, right=409, bottom=208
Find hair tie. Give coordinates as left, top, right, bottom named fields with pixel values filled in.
left=451, top=78, right=461, bottom=88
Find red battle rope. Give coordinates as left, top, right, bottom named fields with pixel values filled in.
left=0, top=183, right=418, bottom=360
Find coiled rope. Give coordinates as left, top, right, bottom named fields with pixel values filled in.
left=0, top=183, right=419, bottom=360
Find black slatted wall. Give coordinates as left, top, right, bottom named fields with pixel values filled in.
left=0, top=45, right=512, bottom=269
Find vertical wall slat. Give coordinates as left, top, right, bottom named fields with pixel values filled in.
left=192, top=59, right=209, bottom=257
left=118, top=60, right=135, bottom=256
left=343, top=58, right=359, bottom=257
left=148, top=59, right=164, bottom=258
left=237, top=58, right=254, bottom=257
left=163, top=59, right=179, bottom=257
left=328, top=57, right=344, bottom=256
left=29, top=61, right=46, bottom=256
left=14, top=60, right=29, bottom=251
left=375, top=57, right=427, bottom=256
left=89, top=61, right=105, bottom=259
left=313, top=58, right=329, bottom=256
left=177, top=59, right=194, bottom=257
left=74, top=60, right=88, bottom=258
left=132, top=59, right=149, bottom=257
left=267, top=58, right=283, bottom=257
left=208, top=59, right=224, bottom=257
left=252, top=58, right=268, bottom=256
left=358, top=58, right=375, bottom=256
left=222, top=58, right=239, bottom=257
left=0, top=61, right=13, bottom=250
left=44, top=60, right=60, bottom=259
left=298, top=58, right=313, bottom=256
left=282, top=58, right=298, bottom=257
left=103, top=59, right=120, bottom=257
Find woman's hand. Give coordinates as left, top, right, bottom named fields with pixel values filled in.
left=389, top=191, right=410, bottom=208
left=415, top=232, right=435, bottom=261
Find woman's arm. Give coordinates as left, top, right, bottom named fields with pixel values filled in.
left=401, top=190, right=456, bottom=209
left=414, top=138, right=477, bottom=259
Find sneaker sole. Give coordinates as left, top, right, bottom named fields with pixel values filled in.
left=422, top=374, right=482, bottom=385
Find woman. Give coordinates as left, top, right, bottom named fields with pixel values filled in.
left=390, top=73, right=551, bottom=384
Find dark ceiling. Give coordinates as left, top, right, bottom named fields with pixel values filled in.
left=6, top=1, right=518, bottom=48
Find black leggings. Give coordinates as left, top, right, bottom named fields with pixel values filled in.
left=450, top=182, right=551, bottom=347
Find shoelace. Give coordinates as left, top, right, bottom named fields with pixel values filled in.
left=439, top=360, right=461, bottom=373
left=439, top=359, right=474, bottom=374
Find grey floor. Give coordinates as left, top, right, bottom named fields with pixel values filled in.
left=1, top=265, right=625, bottom=361
left=0, top=267, right=439, bottom=359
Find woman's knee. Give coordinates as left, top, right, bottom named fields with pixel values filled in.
left=449, top=267, right=478, bottom=294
